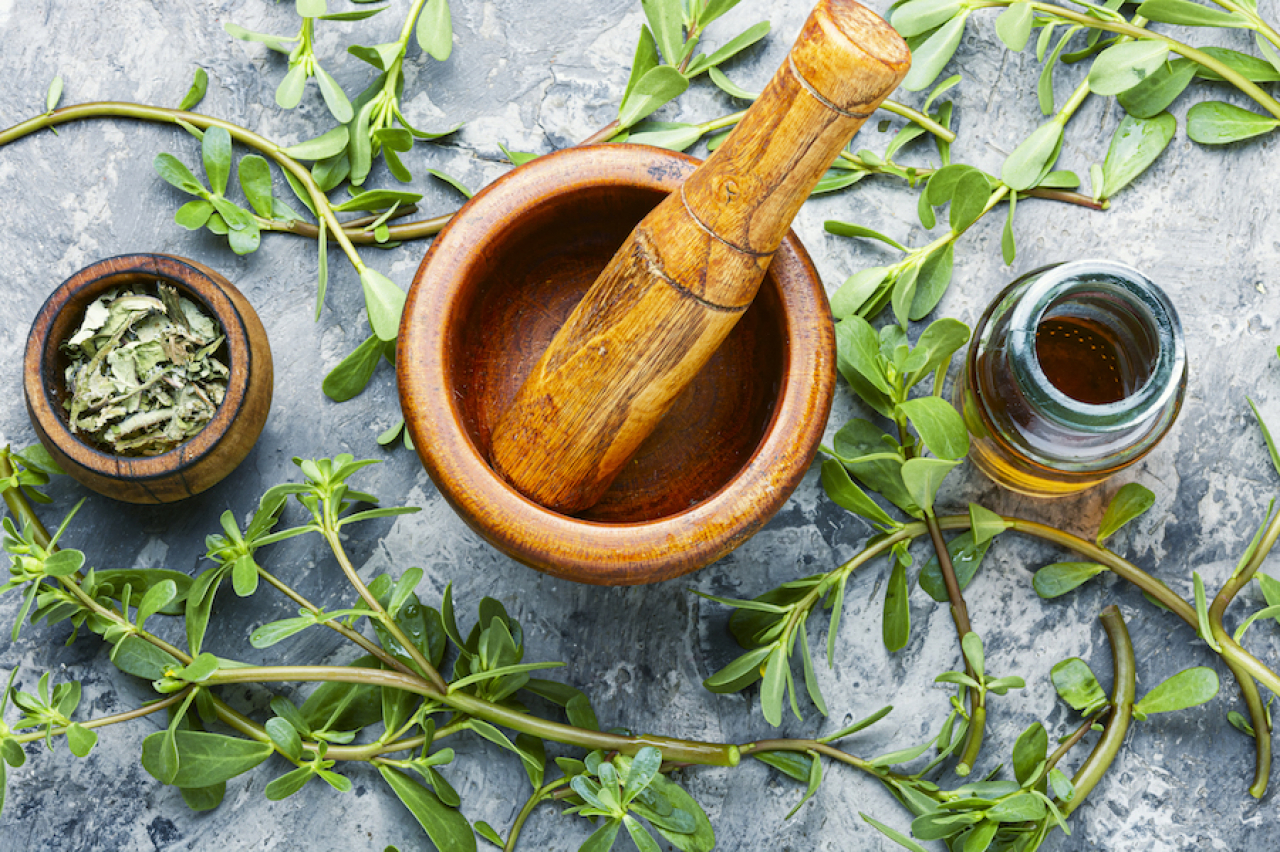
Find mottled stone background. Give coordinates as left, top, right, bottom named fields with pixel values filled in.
left=0, top=0, right=1277, bottom=850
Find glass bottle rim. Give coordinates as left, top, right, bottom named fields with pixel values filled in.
left=1005, top=259, right=1186, bottom=433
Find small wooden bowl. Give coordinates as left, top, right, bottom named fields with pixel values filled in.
left=24, top=254, right=273, bottom=503
left=399, top=146, right=835, bottom=585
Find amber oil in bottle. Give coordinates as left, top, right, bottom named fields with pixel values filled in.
left=956, top=260, right=1186, bottom=497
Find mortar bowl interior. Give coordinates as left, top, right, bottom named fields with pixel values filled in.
left=398, top=145, right=834, bottom=585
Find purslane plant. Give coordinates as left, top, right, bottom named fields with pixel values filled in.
left=0, top=446, right=1233, bottom=852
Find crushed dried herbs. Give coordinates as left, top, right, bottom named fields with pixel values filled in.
left=60, top=281, right=228, bottom=456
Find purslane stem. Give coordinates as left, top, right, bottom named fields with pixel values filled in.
left=3, top=104, right=366, bottom=266
left=203, top=664, right=741, bottom=767
left=1061, top=605, right=1135, bottom=815
left=10, top=688, right=192, bottom=745
left=320, top=523, right=448, bottom=694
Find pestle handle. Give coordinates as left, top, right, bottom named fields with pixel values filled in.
left=489, top=0, right=909, bottom=515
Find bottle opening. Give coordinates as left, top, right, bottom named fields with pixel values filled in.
left=1034, top=295, right=1159, bottom=406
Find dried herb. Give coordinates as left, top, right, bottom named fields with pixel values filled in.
left=61, top=282, right=228, bottom=456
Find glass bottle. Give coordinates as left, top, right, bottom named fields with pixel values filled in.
left=955, top=259, right=1187, bottom=497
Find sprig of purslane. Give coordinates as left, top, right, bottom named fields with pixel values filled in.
left=0, top=447, right=1223, bottom=852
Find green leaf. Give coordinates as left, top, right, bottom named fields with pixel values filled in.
left=1188, top=100, right=1280, bottom=145
left=861, top=812, right=930, bottom=852
left=830, top=267, right=890, bottom=320
left=416, top=0, right=453, bottom=60
left=266, top=717, right=304, bottom=761
left=1193, top=572, right=1222, bottom=652
left=912, top=810, right=983, bottom=840
left=175, top=197, right=215, bottom=228
left=824, top=221, right=908, bottom=253
left=142, top=731, right=272, bottom=787
left=908, top=244, right=955, bottom=321
left=821, top=460, right=897, bottom=528
left=42, top=548, right=84, bottom=577
left=905, top=318, right=970, bottom=387
left=1089, top=41, right=1170, bottom=96
left=1194, top=47, right=1280, bottom=83
left=704, top=646, right=772, bottom=694
left=641, top=0, right=685, bottom=65
left=968, top=504, right=1008, bottom=546
left=154, top=153, right=205, bottom=195
left=1136, top=0, right=1250, bottom=27
left=643, top=773, right=717, bottom=852
left=995, top=2, right=1034, bottom=52
left=276, top=62, right=308, bottom=110
left=618, top=66, right=689, bottom=128
left=883, top=559, right=911, bottom=652
left=1012, top=722, right=1047, bottom=787
left=869, top=737, right=934, bottom=768
left=892, top=0, right=964, bottom=37
left=902, top=13, right=969, bottom=92
left=380, top=765, right=477, bottom=852
left=985, top=791, right=1046, bottom=822
left=137, top=578, right=180, bottom=629
left=1134, top=667, right=1219, bottom=716
left=1033, top=562, right=1107, bottom=598
left=948, top=168, right=992, bottom=232
left=237, top=154, right=275, bottom=218
left=760, top=645, right=788, bottom=727
left=201, top=126, right=232, bottom=196
left=1248, top=399, right=1280, bottom=479
left=1002, top=122, right=1064, bottom=191
left=1118, top=59, right=1196, bottom=119
left=693, top=21, right=771, bottom=77
left=361, top=268, right=406, bottom=342
left=899, top=396, right=968, bottom=460
left=1100, top=113, right=1175, bottom=201
left=178, top=67, right=208, bottom=111
left=1097, top=482, right=1155, bottom=544
left=1001, top=195, right=1017, bottom=264
left=173, top=652, right=219, bottom=683
left=918, top=530, right=992, bottom=602
left=66, top=722, right=97, bottom=758
left=1049, top=767, right=1075, bottom=802
left=835, top=315, right=892, bottom=395
left=323, top=334, right=390, bottom=402
left=580, top=819, right=622, bottom=852
left=783, top=752, right=823, bottom=819
left=1053, top=658, right=1108, bottom=713
left=265, top=765, right=315, bottom=800
left=46, top=75, right=64, bottom=112
left=900, top=457, right=960, bottom=514
left=111, top=635, right=179, bottom=680
left=283, top=126, right=351, bottom=161
left=1257, top=30, right=1280, bottom=77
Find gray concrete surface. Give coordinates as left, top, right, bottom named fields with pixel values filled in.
left=0, top=0, right=1278, bottom=850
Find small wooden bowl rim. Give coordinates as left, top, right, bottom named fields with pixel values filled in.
left=398, top=146, right=835, bottom=585
left=24, top=253, right=260, bottom=495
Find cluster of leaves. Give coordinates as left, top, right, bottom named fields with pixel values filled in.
left=554, top=748, right=715, bottom=852
left=1, top=454, right=732, bottom=852
left=613, top=0, right=770, bottom=134
left=702, top=317, right=976, bottom=721
left=227, top=0, right=456, bottom=185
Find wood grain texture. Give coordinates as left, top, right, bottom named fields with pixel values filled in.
left=489, top=0, right=909, bottom=514
left=397, top=145, right=835, bottom=584
left=22, top=254, right=273, bottom=503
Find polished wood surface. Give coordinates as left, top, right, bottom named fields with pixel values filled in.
left=23, top=254, right=273, bottom=503
left=488, top=0, right=909, bottom=514
left=398, top=146, right=835, bottom=584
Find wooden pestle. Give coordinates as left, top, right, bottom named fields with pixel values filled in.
left=489, top=0, right=910, bottom=515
